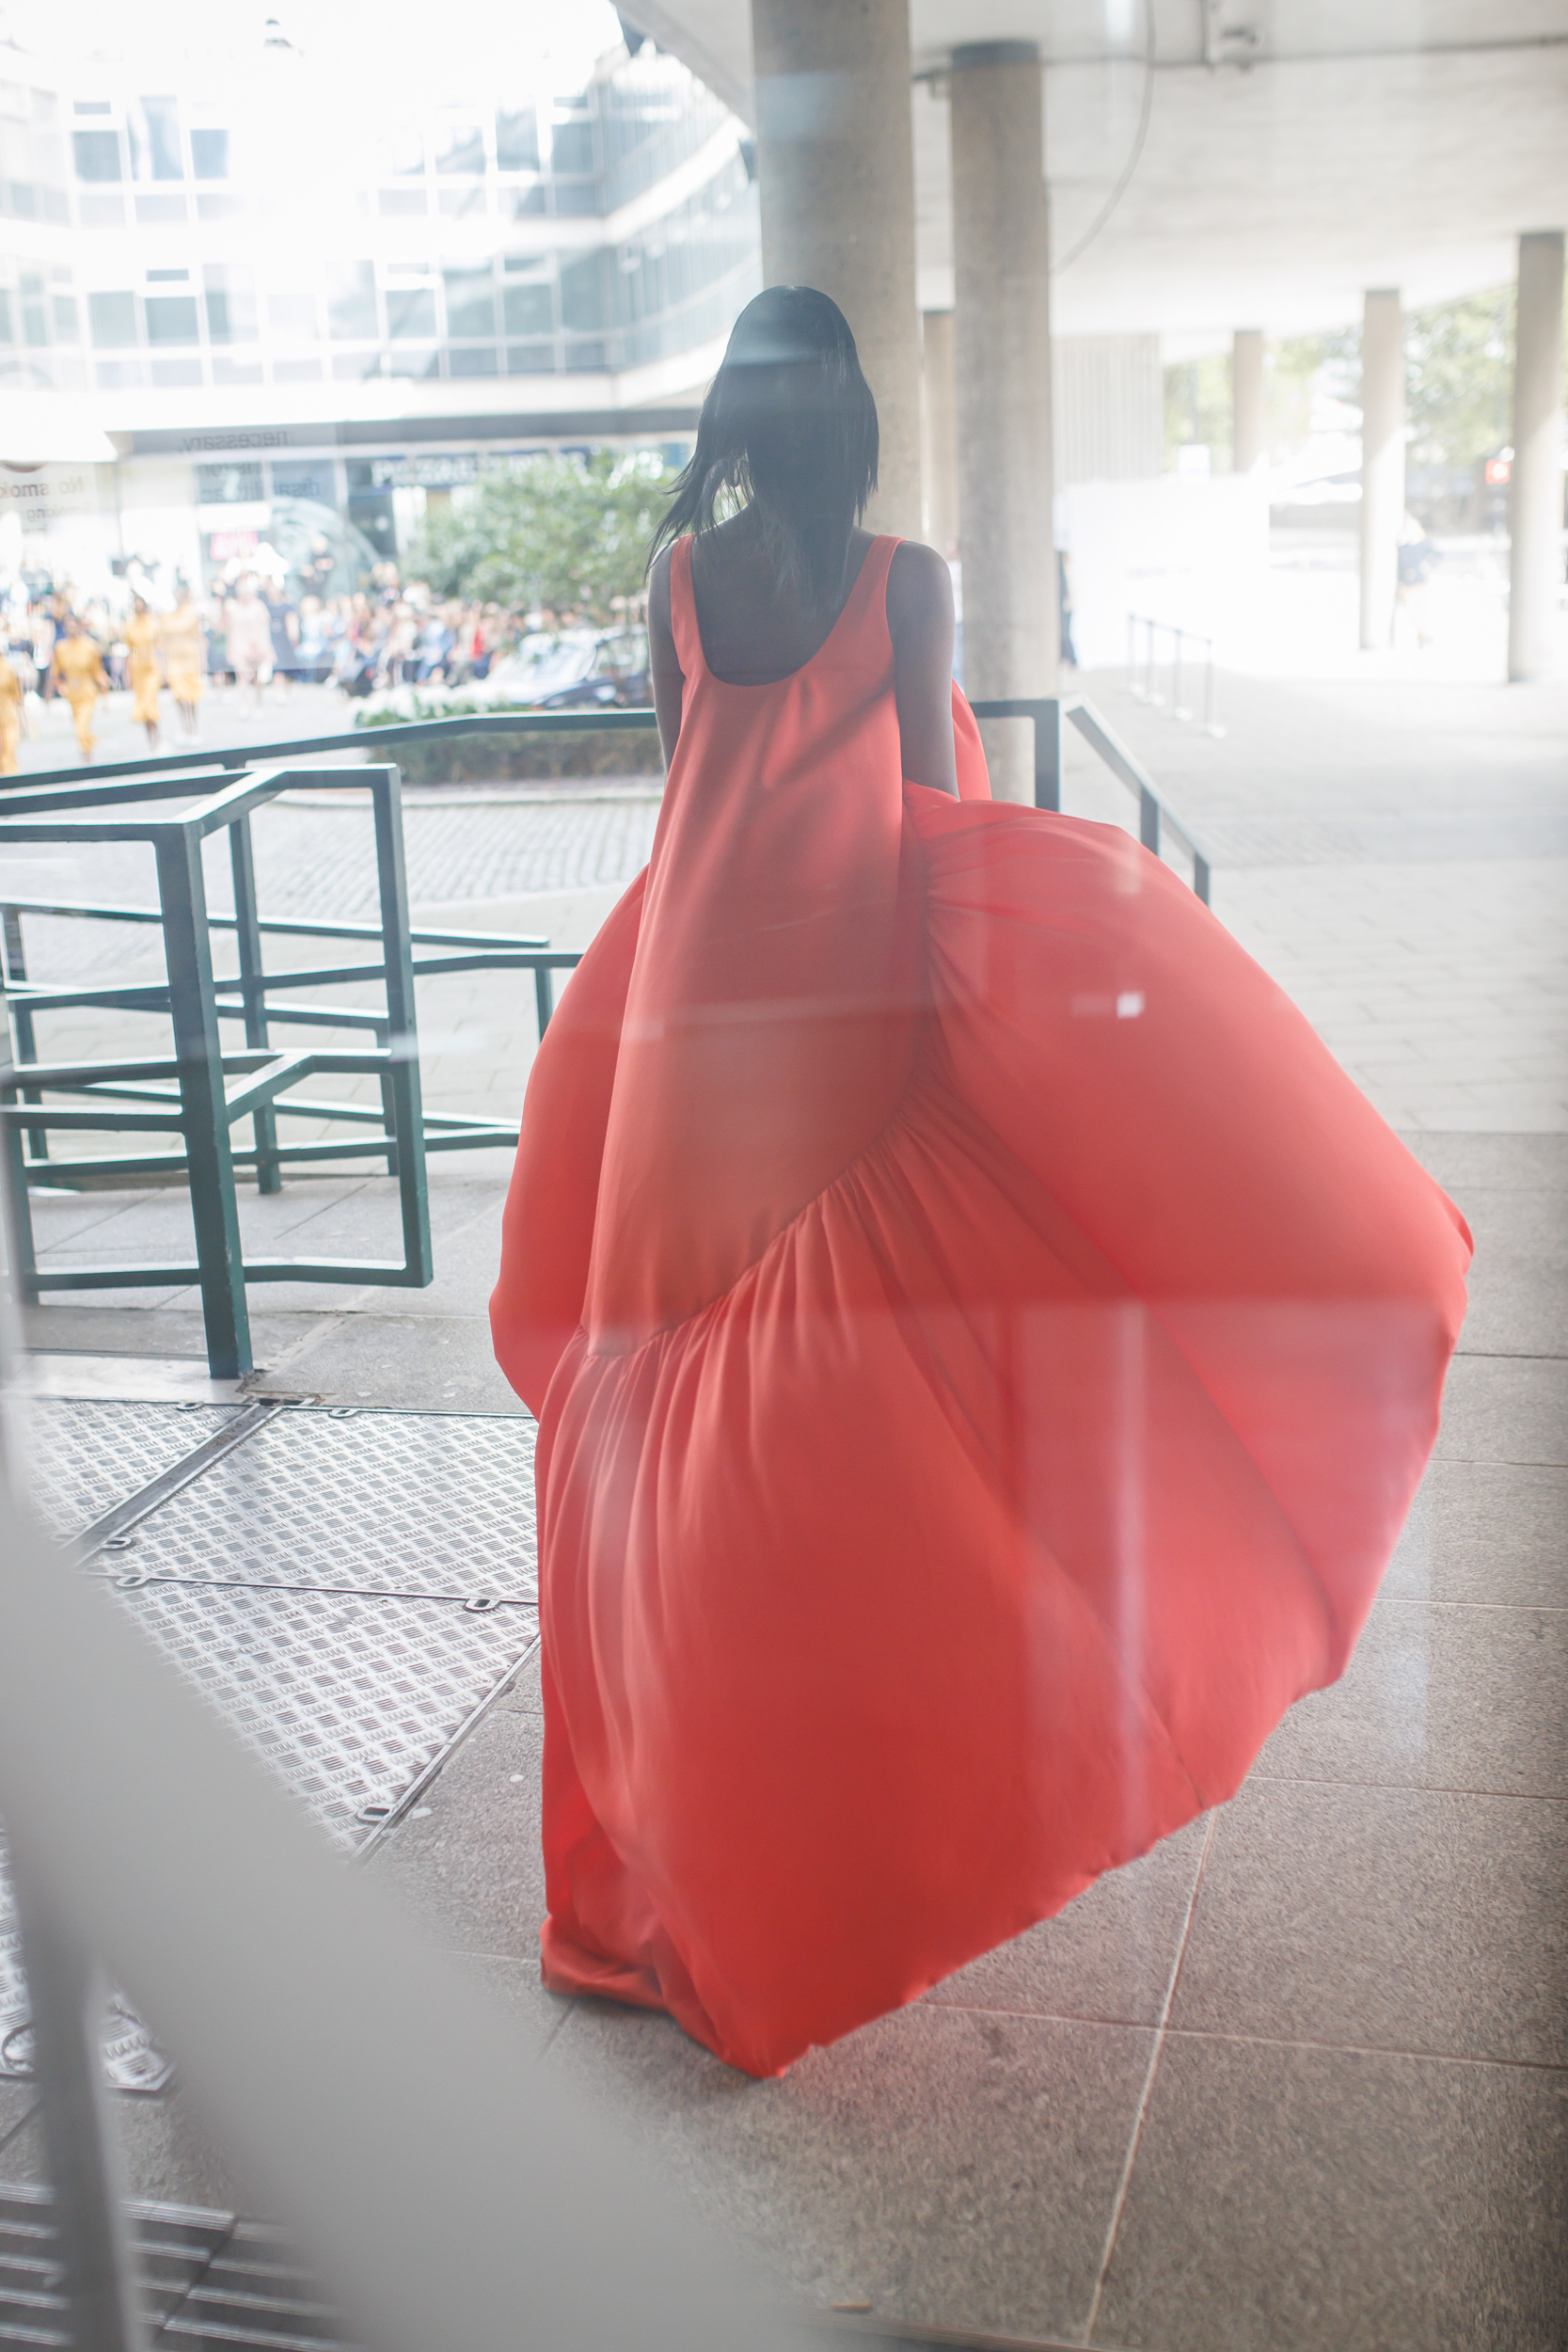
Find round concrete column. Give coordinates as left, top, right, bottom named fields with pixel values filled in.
left=951, top=40, right=1057, bottom=803
left=921, top=310, right=958, bottom=555
left=751, top=0, right=923, bottom=537
left=1508, top=230, right=1565, bottom=684
left=1232, top=328, right=1266, bottom=473
left=1359, top=289, right=1404, bottom=652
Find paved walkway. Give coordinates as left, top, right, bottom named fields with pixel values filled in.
left=3, top=663, right=1564, bottom=2349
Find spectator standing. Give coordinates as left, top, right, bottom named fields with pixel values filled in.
left=263, top=579, right=301, bottom=699
left=223, top=573, right=274, bottom=711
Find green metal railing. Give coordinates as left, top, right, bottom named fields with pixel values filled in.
left=0, top=700, right=1209, bottom=1382
left=0, top=754, right=582, bottom=1380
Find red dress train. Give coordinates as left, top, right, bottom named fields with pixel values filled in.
left=490, top=535, right=1470, bottom=2077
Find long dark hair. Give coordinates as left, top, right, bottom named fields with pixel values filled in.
left=648, top=285, right=879, bottom=615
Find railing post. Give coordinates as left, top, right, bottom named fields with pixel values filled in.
left=369, top=766, right=433, bottom=1288
left=8, top=1851, right=148, bottom=2352
left=3, top=905, right=47, bottom=1161
left=534, top=963, right=555, bottom=1040
left=155, top=822, right=252, bottom=1380
left=229, top=816, right=281, bottom=1196
left=1031, top=698, right=1063, bottom=812
left=1139, top=785, right=1162, bottom=855
left=0, top=972, right=39, bottom=1304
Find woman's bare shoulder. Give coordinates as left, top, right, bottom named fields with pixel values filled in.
left=885, top=537, right=954, bottom=631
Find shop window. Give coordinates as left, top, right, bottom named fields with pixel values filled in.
left=197, top=460, right=263, bottom=503
left=443, top=269, right=496, bottom=338
left=87, top=289, right=136, bottom=347
left=495, top=107, right=538, bottom=171
left=191, top=128, right=229, bottom=180
left=386, top=287, right=436, bottom=341
left=145, top=294, right=198, bottom=344
left=71, top=129, right=121, bottom=181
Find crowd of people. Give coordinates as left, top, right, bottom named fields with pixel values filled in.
left=0, top=563, right=525, bottom=770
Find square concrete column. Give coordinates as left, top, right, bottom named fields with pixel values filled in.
left=1359, top=289, right=1404, bottom=652
left=920, top=309, right=958, bottom=555
left=751, top=0, right=923, bottom=537
left=1508, top=230, right=1565, bottom=683
left=951, top=40, right=1058, bottom=802
left=1232, top=328, right=1266, bottom=473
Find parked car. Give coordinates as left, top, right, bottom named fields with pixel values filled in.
left=352, top=628, right=649, bottom=724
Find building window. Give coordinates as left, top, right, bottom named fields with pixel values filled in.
left=144, top=293, right=198, bottom=344
left=71, top=129, right=121, bottom=181
left=204, top=264, right=256, bottom=342
left=386, top=286, right=436, bottom=340
left=53, top=294, right=79, bottom=341
left=449, top=346, right=499, bottom=376
left=328, top=261, right=377, bottom=340
left=549, top=101, right=595, bottom=177
left=129, top=96, right=182, bottom=181
left=443, top=268, right=496, bottom=338
left=436, top=122, right=484, bottom=174
left=191, top=127, right=229, bottom=180
left=87, top=289, right=137, bottom=346
left=559, top=251, right=605, bottom=332
left=0, top=292, right=11, bottom=342
left=502, top=278, right=552, bottom=336
left=495, top=106, right=538, bottom=171
left=267, top=292, right=318, bottom=340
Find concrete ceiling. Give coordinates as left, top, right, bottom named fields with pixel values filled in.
left=624, top=1, right=1568, bottom=343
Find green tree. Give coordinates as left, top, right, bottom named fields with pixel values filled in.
left=410, top=448, right=675, bottom=622
left=1403, top=289, right=1513, bottom=466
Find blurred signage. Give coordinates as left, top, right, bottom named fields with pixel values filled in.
left=0, top=463, right=104, bottom=530
left=369, top=453, right=481, bottom=489
left=207, top=529, right=260, bottom=562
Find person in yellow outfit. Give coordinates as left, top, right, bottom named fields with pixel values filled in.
left=50, top=614, right=109, bottom=761
left=161, top=584, right=206, bottom=739
left=0, top=649, right=24, bottom=776
left=123, top=594, right=164, bottom=751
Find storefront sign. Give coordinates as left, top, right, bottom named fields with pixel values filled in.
left=0, top=463, right=107, bottom=531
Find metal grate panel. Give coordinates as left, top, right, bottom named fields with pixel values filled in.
left=0, top=2183, right=360, bottom=2349
left=100, top=1579, right=534, bottom=1846
left=91, top=1408, right=538, bottom=1605
left=3, top=1402, right=541, bottom=2098
left=17, top=1402, right=242, bottom=1543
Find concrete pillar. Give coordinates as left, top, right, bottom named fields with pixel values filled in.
left=1508, top=230, right=1565, bottom=683
left=1359, top=288, right=1404, bottom=652
left=921, top=309, right=958, bottom=554
left=951, top=40, right=1057, bottom=802
left=751, top=0, right=923, bottom=538
left=1232, top=327, right=1266, bottom=473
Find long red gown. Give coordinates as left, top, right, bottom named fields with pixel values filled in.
left=490, top=534, right=1470, bottom=2078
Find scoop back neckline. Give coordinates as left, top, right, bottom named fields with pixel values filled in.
left=681, top=532, right=889, bottom=691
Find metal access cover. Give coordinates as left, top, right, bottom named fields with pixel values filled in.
left=3, top=1401, right=542, bottom=2097
left=17, top=1400, right=242, bottom=1544
left=93, top=1406, right=539, bottom=1603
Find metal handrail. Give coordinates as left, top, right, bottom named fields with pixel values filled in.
left=1126, top=613, right=1226, bottom=738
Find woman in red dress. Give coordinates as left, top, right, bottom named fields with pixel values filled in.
left=491, top=288, right=1470, bottom=2079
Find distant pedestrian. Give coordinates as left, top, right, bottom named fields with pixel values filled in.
left=263, top=580, right=301, bottom=698
left=0, top=648, right=23, bottom=774
left=124, top=594, right=164, bottom=752
left=161, top=585, right=207, bottom=738
left=50, top=614, right=109, bottom=761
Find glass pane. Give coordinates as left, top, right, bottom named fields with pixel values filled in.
left=436, top=123, right=484, bottom=174
left=144, top=294, right=198, bottom=344
left=71, top=129, right=120, bottom=181
left=444, top=270, right=496, bottom=337
left=495, top=107, right=538, bottom=171
left=87, top=288, right=136, bottom=346
left=196, top=459, right=263, bottom=503
left=191, top=127, right=228, bottom=180
left=558, top=252, right=605, bottom=331
left=502, top=280, right=552, bottom=336
left=386, top=287, right=436, bottom=341
left=327, top=261, right=377, bottom=340
left=130, top=95, right=182, bottom=180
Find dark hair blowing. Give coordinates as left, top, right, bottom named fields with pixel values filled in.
left=648, top=285, right=879, bottom=615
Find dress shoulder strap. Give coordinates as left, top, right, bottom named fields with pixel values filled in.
left=669, top=535, right=705, bottom=677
